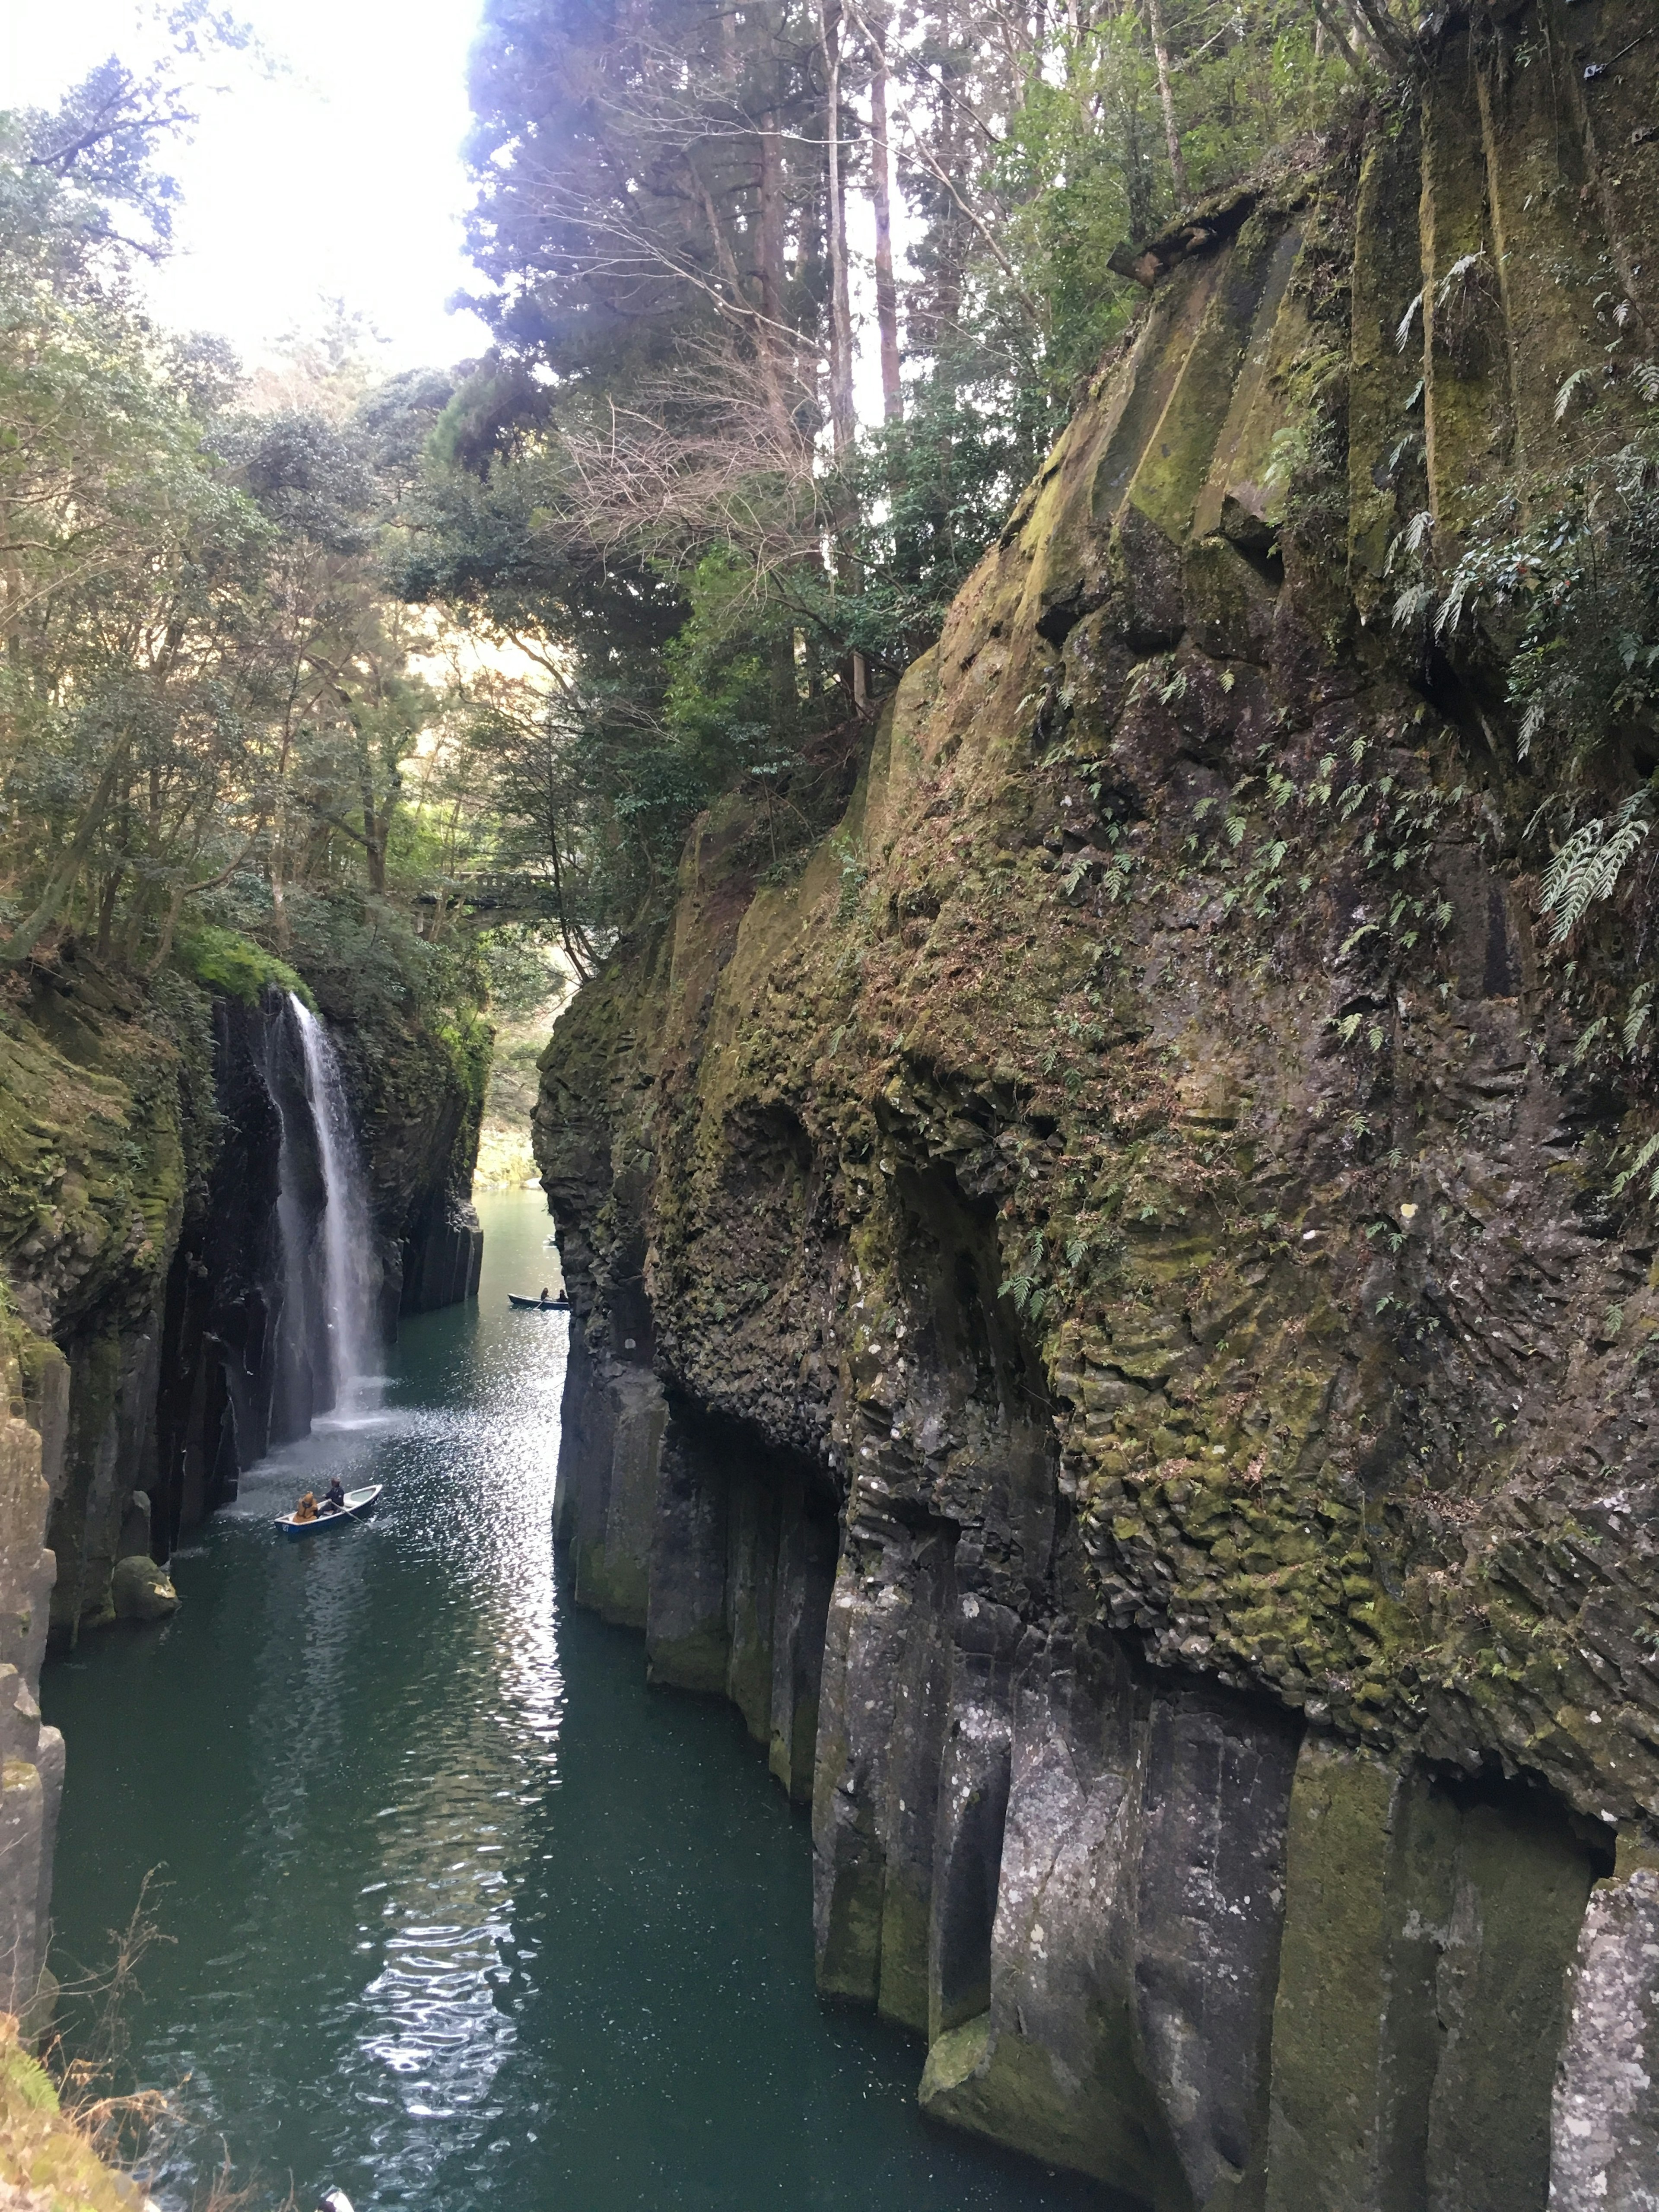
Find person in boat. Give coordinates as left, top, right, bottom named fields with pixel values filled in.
left=540, top=1286, right=551, bottom=1305
left=321, top=1477, right=346, bottom=1516
left=293, top=1491, right=319, bottom=1523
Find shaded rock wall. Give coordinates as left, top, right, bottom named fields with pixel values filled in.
left=536, top=6, right=1659, bottom=2204
left=0, top=1325, right=70, bottom=2031
left=323, top=993, right=487, bottom=1322
left=0, top=954, right=483, bottom=1631
left=151, top=991, right=481, bottom=1555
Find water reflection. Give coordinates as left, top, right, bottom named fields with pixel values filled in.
left=44, top=1193, right=1105, bottom=2212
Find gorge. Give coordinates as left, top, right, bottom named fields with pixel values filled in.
left=5, top=0, right=1659, bottom=2206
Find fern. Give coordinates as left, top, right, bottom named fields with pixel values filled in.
left=1613, top=1131, right=1659, bottom=1199
left=1437, top=250, right=1486, bottom=304
left=1262, top=422, right=1313, bottom=494
left=1610, top=1132, right=1659, bottom=1203
left=1391, top=582, right=1437, bottom=629
left=1555, top=366, right=1597, bottom=423
left=1539, top=792, right=1652, bottom=944
left=1625, top=983, right=1654, bottom=1055
left=1435, top=569, right=1477, bottom=639
left=1385, top=509, right=1433, bottom=575
left=1395, top=290, right=1423, bottom=353
left=1570, top=1015, right=1609, bottom=1067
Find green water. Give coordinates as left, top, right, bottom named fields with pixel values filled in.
left=44, top=1190, right=1104, bottom=2212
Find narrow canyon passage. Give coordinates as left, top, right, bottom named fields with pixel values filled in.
left=42, top=1192, right=1103, bottom=2212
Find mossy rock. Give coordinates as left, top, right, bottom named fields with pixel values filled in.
left=0, top=2015, right=153, bottom=2210
left=171, top=927, right=312, bottom=1009
left=109, top=1557, right=178, bottom=1623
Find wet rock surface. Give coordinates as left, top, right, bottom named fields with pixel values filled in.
left=536, top=6, right=1659, bottom=2202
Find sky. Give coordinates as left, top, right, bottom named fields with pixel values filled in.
left=3, top=0, right=496, bottom=374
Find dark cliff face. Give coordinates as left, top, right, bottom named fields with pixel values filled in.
left=319, top=987, right=489, bottom=1322
left=0, top=951, right=484, bottom=1632
left=143, top=987, right=486, bottom=1570
left=535, top=9, right=1659, bottom=2206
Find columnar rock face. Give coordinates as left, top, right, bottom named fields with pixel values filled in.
left=536, top=6, right=1659, bottom=2203
left=0, top=1331, right=69, bottom=2030
left=1551, top=1859, right=1659, bottom=2212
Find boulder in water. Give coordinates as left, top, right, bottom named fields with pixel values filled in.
left=111, top=1557, right=178, bottom=1622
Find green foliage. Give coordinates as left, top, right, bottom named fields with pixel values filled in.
left=478, top=928, right=570, bottom=1021
left=409, top=0, right=1358, bottom=941
left=436, top=1006, right=495, bottom=1130
left=843, top=373, right=1058, bottom=668
left=1427, top=425, right=1659, bottom=779
left=1538, top=792, right=1653, bottom=946
left=171, top=926, right=312, bottom=1008
left=1382, top=384, right=1659, bottom=1036
left=0, top=72, right=526, bottom=1065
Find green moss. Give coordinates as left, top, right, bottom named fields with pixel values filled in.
left=920, top=2008, right=1186, bottom=2202
left=877, top=1874, right=932, bottom=2036
left=534, top=55, right=1659, bottom=1845
left=171, top=925, right=313, bottom=1008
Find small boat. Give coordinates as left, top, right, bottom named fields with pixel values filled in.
left=509, top=1292, right=569, bottom=1310
left=274, top=1485, right=382, bottom=1540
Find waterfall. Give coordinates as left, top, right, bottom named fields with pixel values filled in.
left=289, top=994, right=380, bottom=1420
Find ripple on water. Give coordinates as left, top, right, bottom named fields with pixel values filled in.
left=43, top=1192, right=1112, bottom=2212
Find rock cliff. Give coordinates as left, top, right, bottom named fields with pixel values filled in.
left=0, top=941, right=484, bottom=1636
left=535, top=6, right=1659, bottom=2205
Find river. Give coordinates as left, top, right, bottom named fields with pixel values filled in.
left=44, top=1189, right=1104, bottom=2212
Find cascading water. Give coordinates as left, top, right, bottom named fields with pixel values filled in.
left=289, top=994, right=380, bottom=1421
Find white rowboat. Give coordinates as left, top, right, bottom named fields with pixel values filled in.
left=274, top=1485, right=382, bottom=1540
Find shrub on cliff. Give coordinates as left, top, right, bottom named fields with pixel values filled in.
left=172, top=929, right=312, bottom=1011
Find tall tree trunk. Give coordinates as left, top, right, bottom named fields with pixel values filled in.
left=1144, top=0, right=1189, bottom=208
left=0, top=737, right=130, bottom=969
left=817, top=0, right=857, bottom=462
left=95, top=869, right=123, bottom=957
left=817, top=0, right=868, bottom=709
left=359, top=750, right=391, bottom=896
left=758, top=105, right=787, bottom=340
left=865, top=2, right=903, bottom=423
